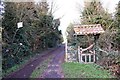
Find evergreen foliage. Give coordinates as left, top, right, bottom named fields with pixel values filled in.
left=115, top=1, right=120, bottom=49
left=2, top=1, right=62, bottom=72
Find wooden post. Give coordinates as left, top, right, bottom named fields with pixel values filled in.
left=81, top=54, right=82, bottom=63
left=89, top=54, right=91, bottom=62
left=93, top=50, right=95, bottom=62
left=80, top=50, right=83, bottom=63
left=78, top=46, right=80, bottom=62
left=65, top=39, right=67, bottom=62
left=85, top=55, right=87, bottom=63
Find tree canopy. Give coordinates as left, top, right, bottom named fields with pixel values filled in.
left=2, top=1, right=63, bottom=71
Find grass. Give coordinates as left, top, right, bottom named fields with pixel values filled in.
left=62, top=62, right=115, bottom=78
left=30, top=55, right=53, bottom=78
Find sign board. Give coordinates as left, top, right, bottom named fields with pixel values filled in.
left=17, top=22, right=23, bottom=28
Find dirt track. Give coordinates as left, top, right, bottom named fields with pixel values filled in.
left=40, top=46, right=65, bottom=78
left=3, top=45, right=65, bottom=79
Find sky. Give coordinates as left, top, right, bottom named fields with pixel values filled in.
left=46, top=0, right=119, bottom=40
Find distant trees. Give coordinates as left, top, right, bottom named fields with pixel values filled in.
left=115, top=1, right=120, bottom=27
left=115, top=1, right=120, bottom=50
left=81, top=1, right=103, bottom=24
left=80, top=0, right=118, bottom=51
left=2, top=3, right=18, bottom=41
left=31, top=1, right=62, bottom=50
left=81, top=1, right=114, bottom=29
left=2, top=1, right=62, bottom=72
left=66, top=23, right=75, bottom=45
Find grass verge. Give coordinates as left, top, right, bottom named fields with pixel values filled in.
left=62, top=62, right=115, bottom=78
left=2, top=55, right=32, bottom=77
left=30, top=55, right=53, bottom=78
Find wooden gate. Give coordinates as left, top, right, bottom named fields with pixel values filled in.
left=78, top=45, right=96, bottom=63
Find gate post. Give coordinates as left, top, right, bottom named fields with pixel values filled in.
left=93, top=50, right=95, bottom=62
left=78, top=46, right=81, bottom=62
left=65, top=38, right=67, bottom=62
left=89, top=54, right=91, bottom=62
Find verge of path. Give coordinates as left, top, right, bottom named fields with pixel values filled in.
left=3, top=46, right=63, bottom=79
left=39, top=46, right=65, bottom=78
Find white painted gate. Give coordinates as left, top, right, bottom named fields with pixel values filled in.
left=78, top=46, right=96, bottom=63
